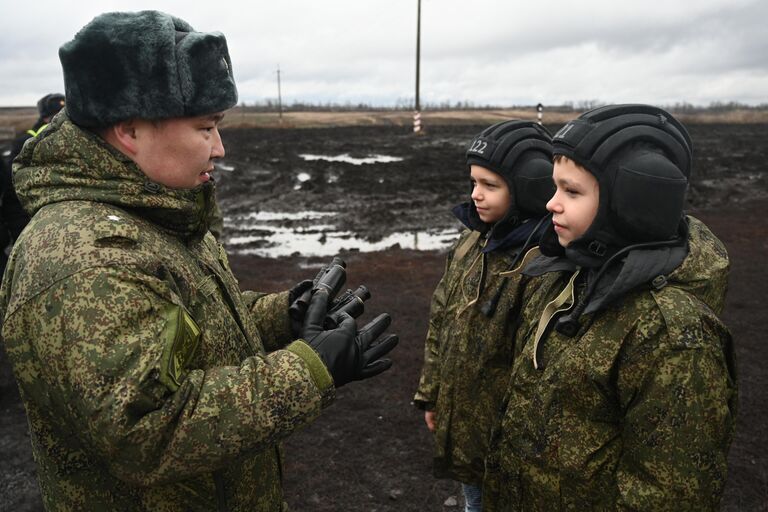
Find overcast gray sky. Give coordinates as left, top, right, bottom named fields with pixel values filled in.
left=1, top=0, right=766, bottom=107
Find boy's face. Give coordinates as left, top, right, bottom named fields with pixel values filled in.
left=547, top=157, right=600, bottom=247
left=131, top=113, right=226, bottom=189
left=470, top=165, right=511, bottom=224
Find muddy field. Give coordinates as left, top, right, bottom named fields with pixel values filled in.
left=1, top=122, right=767, bottom=511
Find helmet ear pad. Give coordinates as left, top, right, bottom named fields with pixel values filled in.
left=580, top=144, right=688, bottom=249
left=513, top=153, right=555, bottom=218
left=609, top=151, right=688, bottom=242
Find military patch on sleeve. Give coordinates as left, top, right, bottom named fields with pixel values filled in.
left=159, top=305, right=202, bottom=391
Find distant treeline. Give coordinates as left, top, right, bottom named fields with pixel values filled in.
left=236, top=99, right=768, bottom=113
left=1, top=100, right=765, bottom=115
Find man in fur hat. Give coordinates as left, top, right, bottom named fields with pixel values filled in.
left=0, top=11, right=397, bottom=511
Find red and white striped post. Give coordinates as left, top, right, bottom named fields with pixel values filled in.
left=413, top=110, right=422, bottom=133
left=413, top=0, right=423, bottom=135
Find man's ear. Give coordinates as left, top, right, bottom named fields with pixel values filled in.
left=106, top=119, right=140, bottom=155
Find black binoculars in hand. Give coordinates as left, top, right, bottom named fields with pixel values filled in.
left=325, top=285, right=371, bottom=329
left=289, top=256, right=372, bottom=328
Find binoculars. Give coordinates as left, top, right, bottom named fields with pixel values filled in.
left=325, top=285, right=371, bottom=329
left=289, top=256, right=372, bottom=329
left=313, top=257, right=347, bottom=297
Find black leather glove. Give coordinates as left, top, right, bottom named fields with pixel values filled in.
left=289, top=280, right=314, bottom=303
left=289, top=257, right=347, bottom=336
left=301, top=289, right=399, bottom=387
left=288, top=279, right=314, bottom=337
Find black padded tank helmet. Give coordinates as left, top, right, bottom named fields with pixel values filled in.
left=466, top=120, right=554, bottom=225
left=552, top=104, right=692, bottom=253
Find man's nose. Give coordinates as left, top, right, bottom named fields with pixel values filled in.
left=211, top=129, right=225, bottom=159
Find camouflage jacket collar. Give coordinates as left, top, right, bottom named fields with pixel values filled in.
left=524, top=215, right=728, bottom=317
left=14, top=111, right=214, bottom=239
left=524, top=219, right=690, bottom=316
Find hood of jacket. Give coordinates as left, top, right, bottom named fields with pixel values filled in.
left=664, top=215, right=729, bottom=314
left=13, top=111, right=215, bottom=239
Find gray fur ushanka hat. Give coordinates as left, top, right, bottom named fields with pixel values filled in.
left=59, top=10, right=238, bottom=127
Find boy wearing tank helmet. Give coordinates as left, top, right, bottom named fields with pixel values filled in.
left=414, top=120, right=555, bottom=511
left=482, top=105, right=737, bottom=511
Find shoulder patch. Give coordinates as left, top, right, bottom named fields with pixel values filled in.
left=159, top=305, right=202, bottom=391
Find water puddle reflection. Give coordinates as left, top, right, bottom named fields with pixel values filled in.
left=298, top=153, right=404, bottom=165
left=215, top=162, right=236, bottom=172
left=225, top=210, right=457, bottom=258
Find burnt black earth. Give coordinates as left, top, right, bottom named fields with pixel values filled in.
left=1, top=123, right=767, bottom=511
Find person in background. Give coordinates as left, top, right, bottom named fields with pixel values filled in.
left=414, top=120, right=554, bottom=512
left=0, top=11, right=397, bottom=511
left=0, top=154, right=29, bottom=277
left=10, top=93, right=65, bottom=163
left=483, top=104, right=737, bottom=511
left=0, top=95, right=60, bottom=276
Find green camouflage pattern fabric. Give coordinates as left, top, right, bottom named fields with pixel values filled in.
left=208, top=196, right=224, bottom=240
left=483, top=217, right=737, bottom=511
left=0, top=112, right=335, bottom=511
left=414, top=229, right=540, bottom=485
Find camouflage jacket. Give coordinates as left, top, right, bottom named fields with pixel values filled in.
left=0, top=113, right=335, bottom=511
left=483, top=217, right=738, bottom=511
left=413, top=228, right=540, bottom=485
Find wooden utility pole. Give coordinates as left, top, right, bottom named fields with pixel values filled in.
left=414, top=0, right=422, bottom=134
left=277, top=65, right=283, bottom=123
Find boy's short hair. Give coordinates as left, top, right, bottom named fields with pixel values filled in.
left=59, top=10, right=238, bottom=128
